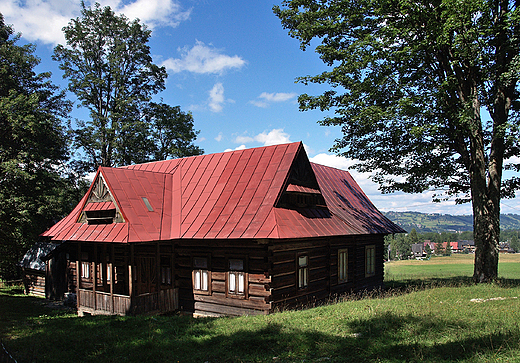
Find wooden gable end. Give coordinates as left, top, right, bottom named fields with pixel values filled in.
left=77, top=174, right=124, bottom=225
left=276, top=145, right=326, bottom=210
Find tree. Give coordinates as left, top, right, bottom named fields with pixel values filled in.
left=274, top=0, right=520, bottom=282
left=0, top=14, right=81, bottom=279
left=424, top=243, right=432, bottom=258
left=445, top=242, right=452, bottom=256
left=434, top=242, right=445, bottom=256
left=409, top=228, right=421, bottom=245
left=53, top=3, right=202, bottom=171
left=509, top=232, right=520, bottom=252
left=145, top=102, right=204, bottom=161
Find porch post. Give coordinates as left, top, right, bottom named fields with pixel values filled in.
left=76, top=242, right=81, bottom=309
left=92, top=244, right=97, bottom=311
left=156, top=242, right=161, bottom=293
left=128, top=244, right=134, bottom=298
left=102, top=243, right=107, bottom=290
left=110, top=244, right=114, bottom=313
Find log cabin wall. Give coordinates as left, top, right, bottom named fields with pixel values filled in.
left=62, top=234, right=385, bottom=316
left=269, top=237, right=331, bottom=310
left=23, top=270, right=46, bottom=297
left=175, top=239, right=271, bottom=317
left=269, top=234, right=386, bottom=311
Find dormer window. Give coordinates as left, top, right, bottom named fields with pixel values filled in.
left=278, top=191, right=326, bottom=209
left=80, top=201, right=121, bottom=224
left=85, top=209, right=116, bottom=225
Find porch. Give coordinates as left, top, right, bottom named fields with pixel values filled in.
left=78, top=288, right=178, bottom=316
left=75, top=242, right=177, bottom=316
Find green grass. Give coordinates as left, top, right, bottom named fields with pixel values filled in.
left=2, top=255, right=520, bottom=362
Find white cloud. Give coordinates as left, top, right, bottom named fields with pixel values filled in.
left=214, top=133, right=223, bottom=142
left=162, top=41, right=246, bottom=74
left=256, top=129, right=292, bottom=146
left=224, top=145, right=247, bottom=152
left=115, top=0, right=191, bottom=28
left=234, top=129, right=292, bottom=147
left=235, top=135, right=254, bottom=144
left=250, top=92, right=297, bottom=108
left=2, top=0, right=190, bottom=45
left=208, top=83, right=225, bottom=113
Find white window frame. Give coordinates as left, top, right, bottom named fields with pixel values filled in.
left=81, top=261, right=90, bottom=279
left=227, top=259, right=246, bottom=297
left=365, top=245, right=376, bottom=277
left=338, top=249, right=348, bottom=283
left=298, top=255, right=309, bottom=289
left=193, top=257, right=210, bottom=294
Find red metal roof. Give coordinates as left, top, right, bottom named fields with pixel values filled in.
left=83, top=201, right=115, bottom=211
left=42, top=142, right=404, bottom=243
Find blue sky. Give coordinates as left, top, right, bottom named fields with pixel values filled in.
left=2, top=0, right=519, bottom=216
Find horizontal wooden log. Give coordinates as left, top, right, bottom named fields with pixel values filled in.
left=270, top=273, right=295, bottom=290
left=212, top=271, right=226, bottom=281
left=193, top=293, right=270, bottom=312
left=194, top=301, right=267, bottom=317
left=248, top=283, right=270, bottom=297
left=212, top=280, right=226, bottom=293
left=248, top=273, right=270, bottom=283
left=269, top=239, right=328, bottom=253
left=271, top=261, right=296, bottom=275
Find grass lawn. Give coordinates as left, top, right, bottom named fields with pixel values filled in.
left=1, top=254, right=520, bottom=362
left=385, top=253, right=520, bottom=284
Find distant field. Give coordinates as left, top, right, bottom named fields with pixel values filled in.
left=385, top=253, right=520, bottom=282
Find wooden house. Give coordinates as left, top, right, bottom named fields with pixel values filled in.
left=19, top=242, right=72, bottom=299
left=41, top=142, right=404, bottom=317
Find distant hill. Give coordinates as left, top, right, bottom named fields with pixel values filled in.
left=383, top=211, right=520, bottom=233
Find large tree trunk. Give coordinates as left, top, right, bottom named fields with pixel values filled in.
left=472, top=198, right=500, bottom=283
left=468, top=94, right=501, bottom=283
left=470, top=91, right=504, bottom=283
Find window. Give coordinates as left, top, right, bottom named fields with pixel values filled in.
left=298, top=255, right=308, bottom=289
left=338, top=249, right=348, bottom=283
left=81, top=261, right=90, bottom=279
left=365, top=245, right=376, bottom=277
left=161, top=256, right=172, bottom=285
left=228, top=259, right=245, bottom=296
left=193, top=257, right=209, bottom=292
left=97, top=264, right=111, bottom=283
left=85, top=209, right=116, bottom=225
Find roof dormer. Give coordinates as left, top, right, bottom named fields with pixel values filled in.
left=276, top=144, right=327, bottom=210
left=77, top=173, right=124, bottom=224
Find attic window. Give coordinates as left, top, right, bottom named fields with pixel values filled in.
left=142, top=197, right=154, bottom=211
left=278, top=192, right=326, bottom=209
left=85, top=209, right=116, bottom=225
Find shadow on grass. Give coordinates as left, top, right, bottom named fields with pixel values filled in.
left=2, top=288, right=519, bottom=363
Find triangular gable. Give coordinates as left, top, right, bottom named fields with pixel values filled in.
left=77, top=171, right=124, bottom=224
left=276, top=144, right=326, bottom=210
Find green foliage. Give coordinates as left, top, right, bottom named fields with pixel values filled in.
left=274, top=0, right=520, bottom=282
left=53, top=3, right=202, bottom=171
left=0, top=14, right=85, bottom=280
left=145, top=102, right=203, bottom=161
left=385, top=233, right=412, bottom=260
left=445, top=242, right=452, bottom=256
left=274, top=0, right=520, bottom=199
left=435, top=242, right=446, bottom=255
